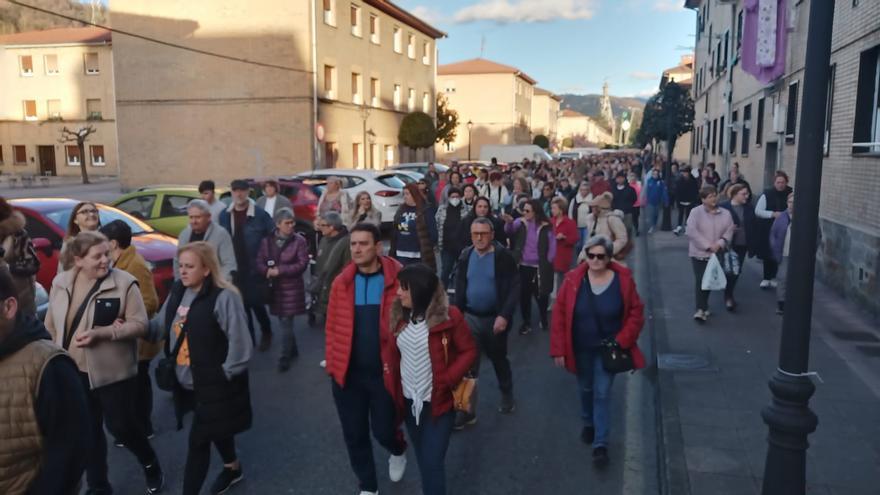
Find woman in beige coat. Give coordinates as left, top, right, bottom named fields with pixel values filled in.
left=44, top=231, right=164, bottom=495
left=578, top=192, right=630, bottom=263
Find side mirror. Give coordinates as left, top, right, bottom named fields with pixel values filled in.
left=32, top=237, right=53, bottom=257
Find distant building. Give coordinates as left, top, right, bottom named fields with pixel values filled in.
left=658, top=54, right=695, bottom=161
left=557, top=109, right=614, bottom=148
left=0, top=27, right=117, bottom=177
left=531, top=88, right=561, bottom=147
left=436, top=58, right=536, bottom=161
left=598, top=81, right=615, bottom=138
left=111, top=0, right=443, bottom=188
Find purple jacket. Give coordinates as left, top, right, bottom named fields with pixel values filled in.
left=769, top=211, right=791, bottom=263
left=256, top=231, right=310, bottom=317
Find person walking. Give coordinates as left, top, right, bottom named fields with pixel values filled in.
left=550, top=235, right=646, bottom=467
left=311, top=212, right=352, bottom=325
left=754, top=171, right=793, bottom=289
left=219, top=179, right=275, bottom=350
left=769, top=193, right=795, bottom=316
left=387, top=263, right=477, bottom=495
left=100, top=220, right=161, bottom=443
left=44, top=231, right=164, bottom=494
left=569, top=181, right=593, bottom=254
left=435, top=187, right=470, bottom=289
left=551, top=197, right=579, bottom=290
left=484, top=172, right=510, bottom=215
left=628, top=173, right=643, bottom=236
left=460, top=197, right=507, bottom=248
left=257, top=208, right=309, bottom=371
left=687, top=187, right=735, bottom=322
left=643, top=169, right=669, bottom=234
left=256, top=179, right=293, bottom=219
left=150, top=242, right=253, bottom=495
left=0, top=268, right=90, bottom=495
left=719, top=184, right=756, bottom=311
left=0, top=197, right=40, bottom=315
left=175, top=199, right=237, bottom=281
left=390, top=184, right=437, bottom=270
left=504, top=199, right=556, bottom=334
left=611, top=172, right=638, bottom=237
left=348, top=191, right=382, bottom=229
left=198, top=180, right=227, bottom=223
left=581, top=192, right=629, bottom=263
left=325, top=223, right=408, bottom=495
left=453, top=218, right=520, bottom=428
left=318, top=176, right=353, bottom=218
left=673, top=167, right=700, bottom=235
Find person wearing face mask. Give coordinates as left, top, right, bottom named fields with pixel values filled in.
left=435, top=188, right=471, bottom=289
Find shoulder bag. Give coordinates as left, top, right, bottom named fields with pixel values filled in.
left=155, top=322, right=188, bottom=392
left=442, top=332, right=477, bottom=413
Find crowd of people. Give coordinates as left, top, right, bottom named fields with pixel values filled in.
left=0, top=149, right=799, bottom=495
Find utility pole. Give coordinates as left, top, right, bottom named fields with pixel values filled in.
left=760, top=1, right=834, bottom=493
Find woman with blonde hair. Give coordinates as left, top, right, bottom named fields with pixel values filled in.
left=317, top=176, right=352, bottom=218
left=45, top=231, right=164, bottom=494
left=348, top=190, right=382, bottom=229
left=150, top=241, right=253, bottom=494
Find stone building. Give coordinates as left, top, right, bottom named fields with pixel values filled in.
left=557, top=109, right=614, bottom=148
left=531, top=87, right=561, bottom=147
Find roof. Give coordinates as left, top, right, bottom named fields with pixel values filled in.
left=559, top=109, right=588, bottom=118
left=0, top=27, right=111, bottom=46
left=364, top=0, right=446, bottom=39
left=438, top=58, right=537, bottom=85
left=534, top=87, right=562, bottom=102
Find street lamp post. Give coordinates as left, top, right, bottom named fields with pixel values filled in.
left=360, top=104, right=371, bottom=170
left=467, top=120, right=474, bottom=161
left=760, top=1, right=834, bottom=494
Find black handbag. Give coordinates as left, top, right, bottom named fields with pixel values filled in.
left=585, top=275, right=635, bottom=374
left=154, top=323, right=188, bottom=392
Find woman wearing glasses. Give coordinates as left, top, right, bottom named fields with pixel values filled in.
left=550, top=235, right=645, bottom=467
left=60, top=201, right=101, bottom=270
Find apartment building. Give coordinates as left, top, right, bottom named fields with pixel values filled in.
left=110, top=0, right=442, bottom=188
left=436, top=58, right=536, bottom=161
left=0, top=27, right=117, bottom=177
left=686, top=0, right=880, bottom=315
left=531, top=87, right=561, bottom=146
left=557, top=109, right=614, bottom=148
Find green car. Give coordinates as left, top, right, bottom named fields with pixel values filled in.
left=111, top=186, right=228, bottom=237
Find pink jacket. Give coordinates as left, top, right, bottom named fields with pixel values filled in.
left=686, top=205, right=734, bottom=259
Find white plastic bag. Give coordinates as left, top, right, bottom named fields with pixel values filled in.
left=701, top=254, right=728, bottom=291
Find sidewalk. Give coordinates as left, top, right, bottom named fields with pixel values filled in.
left=646, top=231, right=880, bottom=495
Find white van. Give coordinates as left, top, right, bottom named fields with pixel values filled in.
left=479, top=145, right=553, bottom=164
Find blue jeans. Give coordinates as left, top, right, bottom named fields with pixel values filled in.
left=575, top=349, right=615, bottom=448
left=404, top=400, right=455, bottom=495
left=646, top=203, right=661, bottom=230
left=440, top=250, right=459, bottom=290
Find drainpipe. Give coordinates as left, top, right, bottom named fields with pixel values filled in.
left=311, top=0, right=319, bottom=171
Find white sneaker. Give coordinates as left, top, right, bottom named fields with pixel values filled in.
left=769, top=280, right=778, bottom=288
left=693, top=310, right=708, bottom=322
left=759, top=280, right=771, bottom=289
left=359, top=491, right=378, bottom=495
left=319, top=360, right=326, bottom=368
left=388, top=454, right=407, bottom=482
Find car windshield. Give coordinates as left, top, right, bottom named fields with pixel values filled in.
left=44, top=205, right=151, bottom=235
left=376, top=175, right=407, bottom=189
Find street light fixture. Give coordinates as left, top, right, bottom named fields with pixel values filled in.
left=467, top=120, right=474, bottom=160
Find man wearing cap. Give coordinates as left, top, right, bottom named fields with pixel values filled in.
left=198, top=180, right=227, bottom=223
left=220, top=179, right=276, bottom=350
left=256, top=179, right=293, bottom=219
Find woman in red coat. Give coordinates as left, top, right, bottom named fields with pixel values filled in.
left=550, top=235, right=645, bottom=467
left=551, top=197, right=579, bottom=293
left=387, top=263, right=477, bottom=495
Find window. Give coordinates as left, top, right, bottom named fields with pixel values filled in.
left=90, top=145, right=105, bottom=166
left=422, top=92, right=430, bottom=113
left=19, top=55, right=33, bottom=76
left=407, top=88, right=415, bottom=111
left=852, top=45, right=880, bottom=153
left=66, top=145, right=81, bottom=166
left=323, top=65, right=336, bottom=99
left=824, top=64, right=835, bottom=156
left=730, top=110, right=738, bottom=155
left=116, top=195, right=156, bottom=220
left=350, top=4, right=362, bottom=37
left=84, top=53, right=99, bottom=74
left=785, top=81, right=799, bottom=144
left=444, top=81, right=456, bottom=93
left=422, top=42, right=430, bottom=65
left=723, top=31, right=729, bottom=68
left=47, top=99, right=61, bottom=120
left=393, top=26, right=402, bottom=53
left=45, top=54, right=59, bottom=75
left=737, top=11, right=744, bottom=51
left=370, top=77, right=379, bottom=107
left=742, top=103, right=751, bottom=155
left=86, top=99, right=102, bottom=120
left=160, top=195, right=191, bottom=217
left=384, top=145, right=394, bottom=167
left=757, top=98, right=765, bottom=145
left=393, top=84, right=401, bottom=109
left=720, top=116, right=725, bottom=154
left=323, top=0, right=336, bottom=26
left=324, top=141, right=338, bottom=168
left=23, top=100, right=37, bottom=120
left=0, top=146, right=3, bottom=164
left=369, top=14, right=379, bottom=44
left=13, top=146, right=27, bottom=165
left=351, top=72, right=362, bottom=104
left=352, top=142, right=361, bottom=169
left=711, top=118, right=717, bottom=155
left=407, top=34, right=415, bottom=59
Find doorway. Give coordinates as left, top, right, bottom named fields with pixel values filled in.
left=37, top=146, right=56, bottom=176
left=763, top=142, right=778, bottom=190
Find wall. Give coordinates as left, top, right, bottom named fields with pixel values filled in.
left=531, top=93, right=559, bottom=143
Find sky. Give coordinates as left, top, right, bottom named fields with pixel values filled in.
left=395, top=0, right=697, bottom=98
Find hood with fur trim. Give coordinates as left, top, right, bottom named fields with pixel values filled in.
left=389, top=280, right=449, bottom=335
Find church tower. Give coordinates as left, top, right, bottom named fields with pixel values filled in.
left=600, top=81, right=615, bottom=136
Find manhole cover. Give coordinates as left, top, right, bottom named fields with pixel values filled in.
left=831, top=330, right=880, bottom=343
left=856, top=345, right=880, bottom=357
left=657, top=353, right=715, bottom=371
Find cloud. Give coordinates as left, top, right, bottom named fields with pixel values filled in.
left=629, top=71, right=658, bottom=80
left=453, top=0, right=597, bottom=25
left=410, top=6, right=446, bottom=25
left=653, top=0, right=683, bottom=12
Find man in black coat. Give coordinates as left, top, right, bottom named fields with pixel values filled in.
left=673, top=167, right=700, bottom=235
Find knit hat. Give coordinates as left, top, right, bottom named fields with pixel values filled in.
left=589, top=191, right=613, bottom=209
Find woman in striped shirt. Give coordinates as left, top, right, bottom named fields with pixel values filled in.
left=388, top=263, right=477, bottom=495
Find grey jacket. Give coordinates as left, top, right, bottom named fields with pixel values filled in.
left=256, top=194, right=293, bottom=219
left=174, top=222, right=237, bottom=281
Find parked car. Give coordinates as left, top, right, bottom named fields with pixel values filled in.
left=290, top=169, right=407, bottom=223
left=112, top=187, right=225, bottom=237
left=389, top=170, right=424, bottom=184
left=11, top=198, right=178, bottom=303
left=388, top=162, right=449, bottom=176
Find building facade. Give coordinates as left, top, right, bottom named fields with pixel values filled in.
left=110, top=0, right=442, bottom=189
left=531, top=87, right=561, bottom=146
left=660, top=54, right=694, bottom=161
left=687, top=0, right=880, bottom=316
left=0, top=27, right=117, bottom=178
left=435, top=58, right=536, bottom=161
left=557, top=109, right=614, bottom=148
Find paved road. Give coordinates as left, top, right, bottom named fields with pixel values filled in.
left=0, top=178, right=123, bottom=204
left=101, top=246, right=660, bottom=494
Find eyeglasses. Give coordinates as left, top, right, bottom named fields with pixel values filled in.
left=78, top=208, right=98, bottom=216
left=522, top=208, right=533, bottom=213
left=586, top=252, right=607, bottom=261
left=471, top=231, right=492, bottom=238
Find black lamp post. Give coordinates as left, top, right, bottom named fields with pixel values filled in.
left=467, top=120, right=474, bottom=160
left=761, top=1, right=834, bottom=493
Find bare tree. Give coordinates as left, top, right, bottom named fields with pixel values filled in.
left=59, top=125, right=97, bottom=184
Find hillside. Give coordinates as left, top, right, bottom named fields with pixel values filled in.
left=0, top=0, right=106, bottom=35
left=558, top=94, right=647, bottom=121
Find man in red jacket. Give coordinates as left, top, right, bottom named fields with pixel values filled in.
left=325, top=223, right=407, bottom=495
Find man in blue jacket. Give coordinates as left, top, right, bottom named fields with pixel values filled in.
left=220, top=179, right=275, bottom=350
left=644, top=168, right=669, bottom=234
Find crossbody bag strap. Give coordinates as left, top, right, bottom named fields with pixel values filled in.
left=63, top=275, right=107, bottom=350
left=166, top=321, right=189, bottom=361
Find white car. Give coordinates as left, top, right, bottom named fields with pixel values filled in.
left=291, top=169, right=407, bottom=223
left=389, top=162, right=449, bottom=175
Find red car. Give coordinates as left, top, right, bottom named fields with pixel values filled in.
left=11, top=198, right=179, bottom=303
